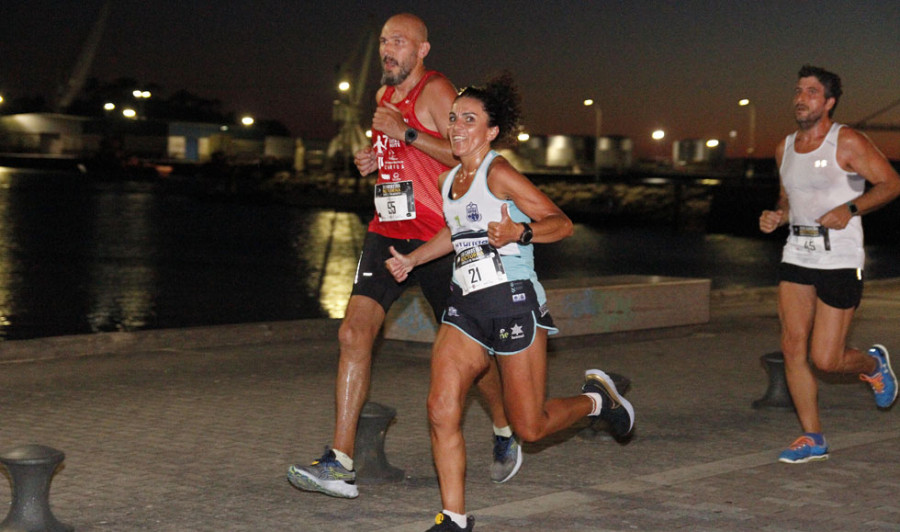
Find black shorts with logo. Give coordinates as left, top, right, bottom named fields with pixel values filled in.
left=778, top=262, right=863, bottom=310
left=442, top=279, right=557, bottom=355
left=352, top=232, right=452, bottom=321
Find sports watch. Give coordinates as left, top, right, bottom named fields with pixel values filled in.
left=518, top=223, right=533, bottom=245
left=846, top=201, right=859, bottom=216
left=404, top=127, right=418, bottom=145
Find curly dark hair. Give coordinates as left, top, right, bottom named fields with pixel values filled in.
left=798, top=65, right=842, bottom=117
left=456, top=72, right=522, bottom=147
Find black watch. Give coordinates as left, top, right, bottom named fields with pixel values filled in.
left=846, top=201, right=859, bottom=216
left=404, top=127, right=418, bottom=145
left=518, top=223, right=533, bottom=245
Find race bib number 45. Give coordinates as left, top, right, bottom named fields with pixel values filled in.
left=791, top=224, right=831, bottom=252
left=453, top=244, right=507, bottom=295
left=375, top=181, right=416, bottom=222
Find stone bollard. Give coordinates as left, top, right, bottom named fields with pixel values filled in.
left=578, top=372, right=632, bottom=441
left=353, top=402, right=404, bottom=484
left=0, top=444, right=73, bottom=532
left=752, top=351, right=795, bottom=410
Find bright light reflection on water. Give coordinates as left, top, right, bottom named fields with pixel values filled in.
left=301, top=211, right=365, bottom=318
left=0, top=167, right=898, bottom=341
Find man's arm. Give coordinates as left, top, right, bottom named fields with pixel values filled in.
left=410, top=75, right=458, bottom=167
left=354, top=87, right=388, bottom=176
left=760, top=139, right=789, bottom=233
left=818, top=128, right=900, bottom=229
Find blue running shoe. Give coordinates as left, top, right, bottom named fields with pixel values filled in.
left=860, top=344, right=898, bottom=408
left=778, top=435, right=829, bottom=464
left=490, top=434, right=523, bottom=483
left=287, top=448, right=358, bottom=498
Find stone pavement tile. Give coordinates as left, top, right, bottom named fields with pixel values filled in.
left=1, top=281, right=899, bottom=531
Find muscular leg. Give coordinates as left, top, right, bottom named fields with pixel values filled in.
left=495, top=329, right=593, bottom=442
left=808, top=299, right=877, bottom=376
left=429, top=325, right=490, bottom=515
left=474, top=357, right=508, bottom=429
left=333, top=295, right=386, bottom=458
left=778, top=281, right=820, bottom=433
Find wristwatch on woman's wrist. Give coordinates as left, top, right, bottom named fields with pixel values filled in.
left=846, top=201, right=859, bottom=216
left=518, top=223, right=533, bottom=245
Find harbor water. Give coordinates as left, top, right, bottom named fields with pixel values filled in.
left=1, top=167, right=899, bottom=341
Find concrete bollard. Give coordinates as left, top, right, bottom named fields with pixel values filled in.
left=578, top=372, right=632, bottom=441
left=752, top=351, right=795, bottom=410
left=0, top=444, right=73, bottom=532
left=353, top=402, right=404, bottom=484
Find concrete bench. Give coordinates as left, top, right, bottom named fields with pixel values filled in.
left=383, top=275, right=710, bottom=343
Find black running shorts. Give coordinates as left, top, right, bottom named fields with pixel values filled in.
left=351, top=232, right=452, bottom=321
left=442, top=279, right=557, bottom=355
left=778, top=262, right=863, bottom=310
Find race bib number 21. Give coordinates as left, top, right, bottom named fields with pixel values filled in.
left=453, top=245, right=507, bottom=295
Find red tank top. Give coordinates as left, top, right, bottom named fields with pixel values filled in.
left=368, top=70, right=450, bottom=241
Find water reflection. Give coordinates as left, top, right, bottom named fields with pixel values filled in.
left=85, top=189, right=158, bottom=332
left=0, top=169, right=15, bottom=329
left=0, top=167, right=898, bottom=341
left=300, top=211, right=365, bottom=318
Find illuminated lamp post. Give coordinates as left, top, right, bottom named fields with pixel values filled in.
left=131, top=89, right=151, bottom=118
left=652, top=129, right=666, bottom=166
left=739, top=98, right=756, bottom=177
left=584, top=99, right=602, bottom=179
left=241, top=116, right=255, bottom=127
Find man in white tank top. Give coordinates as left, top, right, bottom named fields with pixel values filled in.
left=760, top=65, right=900, bottom=464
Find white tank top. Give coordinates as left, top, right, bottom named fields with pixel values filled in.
left=443, top=150, right=545, bottom=301
left=780, top=123, right=865, bottom=269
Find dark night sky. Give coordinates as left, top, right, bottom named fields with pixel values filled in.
left=3, top=1, right=899, bottom=159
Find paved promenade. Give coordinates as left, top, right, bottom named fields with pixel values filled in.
left=1, top=280, right=899, bottom=531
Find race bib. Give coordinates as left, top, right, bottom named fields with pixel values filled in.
left=791, top=225, right=831, bottom=252
left=374, top=181, right=416, bottom=222
left=453, top=244, right=507, bottom=295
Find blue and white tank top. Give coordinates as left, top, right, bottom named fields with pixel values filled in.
left=442, top=150, right=546, bottom=302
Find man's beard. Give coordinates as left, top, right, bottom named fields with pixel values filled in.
left=381, top=61, right=412, bottom=86
left=795, top=106, right=823, bottom=129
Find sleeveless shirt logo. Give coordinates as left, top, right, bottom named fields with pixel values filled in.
left=375, top=135, right=405, bottom=180
left=465, top=202, right=482, bottom=223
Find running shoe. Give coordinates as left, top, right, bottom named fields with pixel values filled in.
left=860, top=344, right=898, bottom=408
left=582, top=369, right=635, bottom=438
left=490, top=434, right=523, bottom=483
left=427, top=512, right=474, bottom=531
left=778, top=435, right=829, bottom=464
left=286, top=448, right=358, bottom=498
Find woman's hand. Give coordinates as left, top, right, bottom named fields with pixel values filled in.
left=487, top=203, right=520, bottom=247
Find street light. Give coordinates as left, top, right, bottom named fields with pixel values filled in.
left=739, top=98, right=757, bottom=177
left=241, top=115, right=255, bottom=126
left=652, top=129, right=666, bottom=165
left=584, top=99, right=602, bottom=180
left=738, top=99, right=756, bottom=156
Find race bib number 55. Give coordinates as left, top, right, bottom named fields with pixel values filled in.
left=375, top=181, right=416, bottom=222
